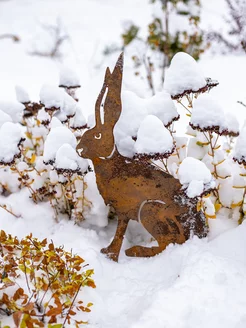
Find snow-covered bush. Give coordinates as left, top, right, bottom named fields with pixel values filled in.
left=0, top=69, right=90, bottom=222
left=113, top=51, right=244, bottom=223
left=162, top=51, right=244, bottom=222
left=0, top=50, right=245, bottom=227
left=0, top=230, right=95, bottom=327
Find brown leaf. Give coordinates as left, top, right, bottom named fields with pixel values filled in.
left=13, top=288, right=24, bottom=301
left=23, top=302, right=34, bottom=312
left=46, top=306, right=62, bottom=317
left=13, top=311, right=22, bottom=327
left=48, top=316, right=57, bottom=324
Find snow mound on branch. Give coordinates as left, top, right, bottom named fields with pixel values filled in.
left=115, top=90, right=147, bottom=140
left=50, top=117, right=62, bottom=129
left=0, top=110, right=12, bottom=127
left=114, top=90, right=178, bottom=157
left=178, top=157, right=214, bottom=198
left=15, top=85, right=30, bottom=104
left=0, top=101, right=25, bottom=123
left=40, top=85, right=64, bottom=109
left=55, top=143, right=88, bottom=172
left=190, top=94, right=239, bottom=135
left=43, top=126, right=77, bottom=163
left=40, top=85, right=77, bottom=118
left=61, top=92, right=77, bottom=117
left=164, top=52, right=206, bottom=96
left=0, top=122, right=23, bottom=164
left=59, top=66, right=80, bottom=87
left=70, top=107, right=87, bottom=129
left=134, top=115, right=173, bottom=155
left=233, top=123, right=246, bottom=164
left=146, top=91, right=179, bottom=126
left=37, top=108, right=50, bottom=124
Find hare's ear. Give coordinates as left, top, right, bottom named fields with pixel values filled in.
left=104, top=53, right=124, bottom=128
left=95, top=67, right=111, bottom=127
left=111, top=52, right=124, bottom=82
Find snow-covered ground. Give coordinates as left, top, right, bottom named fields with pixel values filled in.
left=0, top=0, right=246, bottom=327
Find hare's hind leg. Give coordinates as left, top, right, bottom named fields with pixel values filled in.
left=125, top=201, right=186, bottom=258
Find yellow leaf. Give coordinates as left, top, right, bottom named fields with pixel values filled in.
left=196, top=201, right=202, bottom=212
left=30, top=154, right=36, bottom=164
left=214, top=203, right=222, bottom=212
left=196, top=141, right=209, bottom=147
left=205, top=213, right=216, bottom=219
left=231, top=201, right=243, bottom=208
left=25, top=132, right=32, bottom=139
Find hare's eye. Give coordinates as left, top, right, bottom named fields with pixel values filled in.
left=94, top=133, right=102, bottom=140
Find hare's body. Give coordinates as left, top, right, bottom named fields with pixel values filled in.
left=77, top=53, right=207, bottom=261
left=92, top=150, right=207, bottom=260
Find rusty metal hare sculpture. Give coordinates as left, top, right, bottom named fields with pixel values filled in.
left=77, top=53, right=207, bottom=262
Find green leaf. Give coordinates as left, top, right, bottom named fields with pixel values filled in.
left=48, top=324, right=63, bottom=328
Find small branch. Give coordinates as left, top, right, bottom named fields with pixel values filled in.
left=237, top=100, right=246, bottom=107
left=0, top=34, right=20, bottom=42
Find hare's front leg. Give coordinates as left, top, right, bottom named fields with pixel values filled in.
left=101, top=216, right=129, bottom=262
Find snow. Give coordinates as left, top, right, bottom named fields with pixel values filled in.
left=164, top=52, right=207, bottom=96
left=40, top=84, right=77, bottom=118
left=55, top=143, right=88, bottom=172
left=178, top=157, right=214, bottom=198
left=115, top=91, right=178, bottom=157
left=0, top=110, right=12, bottom=127
left=43, top=126, right=77, bottom=163
left=37, top=108, right=50, bottom=124
left=190, top=94, right=239, bottom=135
left=15, top=85, right=30, bottom=104
left=50, top=117, right=63, bottom=128
left=134, top=115, right=173, bottom=156
left=70, top=106, right=87, bottom=129
left=59, top=66, right=81, bottom=87
left=62, top=92, right=77, bottom=117
left=0, top=122, right=23, bottom=164
left=146, top=91, right=179, bottom=126
left=40, top=84, right=64, bottom=109
left=179, top=157, right=211, bottom=185
left=0, top=101, right=25, bottom=123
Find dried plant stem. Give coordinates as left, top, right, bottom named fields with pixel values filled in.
left=0, top=204, right=20, bottom=218
left=177, top=99, right=192, bottom=115
left=143, top=55, right=155, bottom=95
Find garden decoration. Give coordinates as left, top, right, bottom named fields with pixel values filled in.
left=76, top=53, right=208, bottom=262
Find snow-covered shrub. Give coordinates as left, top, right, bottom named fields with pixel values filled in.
left=59, top=65, right=81, bottom=101
left=117, top=50, right=244, bottom=222
left=0, top=68, right=90, bottom=222
left=163, top=51, right=243, bottom=222
left=0, top=230, right=95, bottom=327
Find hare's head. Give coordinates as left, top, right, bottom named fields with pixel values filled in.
left=77, top=53, right=123, bottom=160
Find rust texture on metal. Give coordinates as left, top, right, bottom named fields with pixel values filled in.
left=77, top=53, right=207, bottom=262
